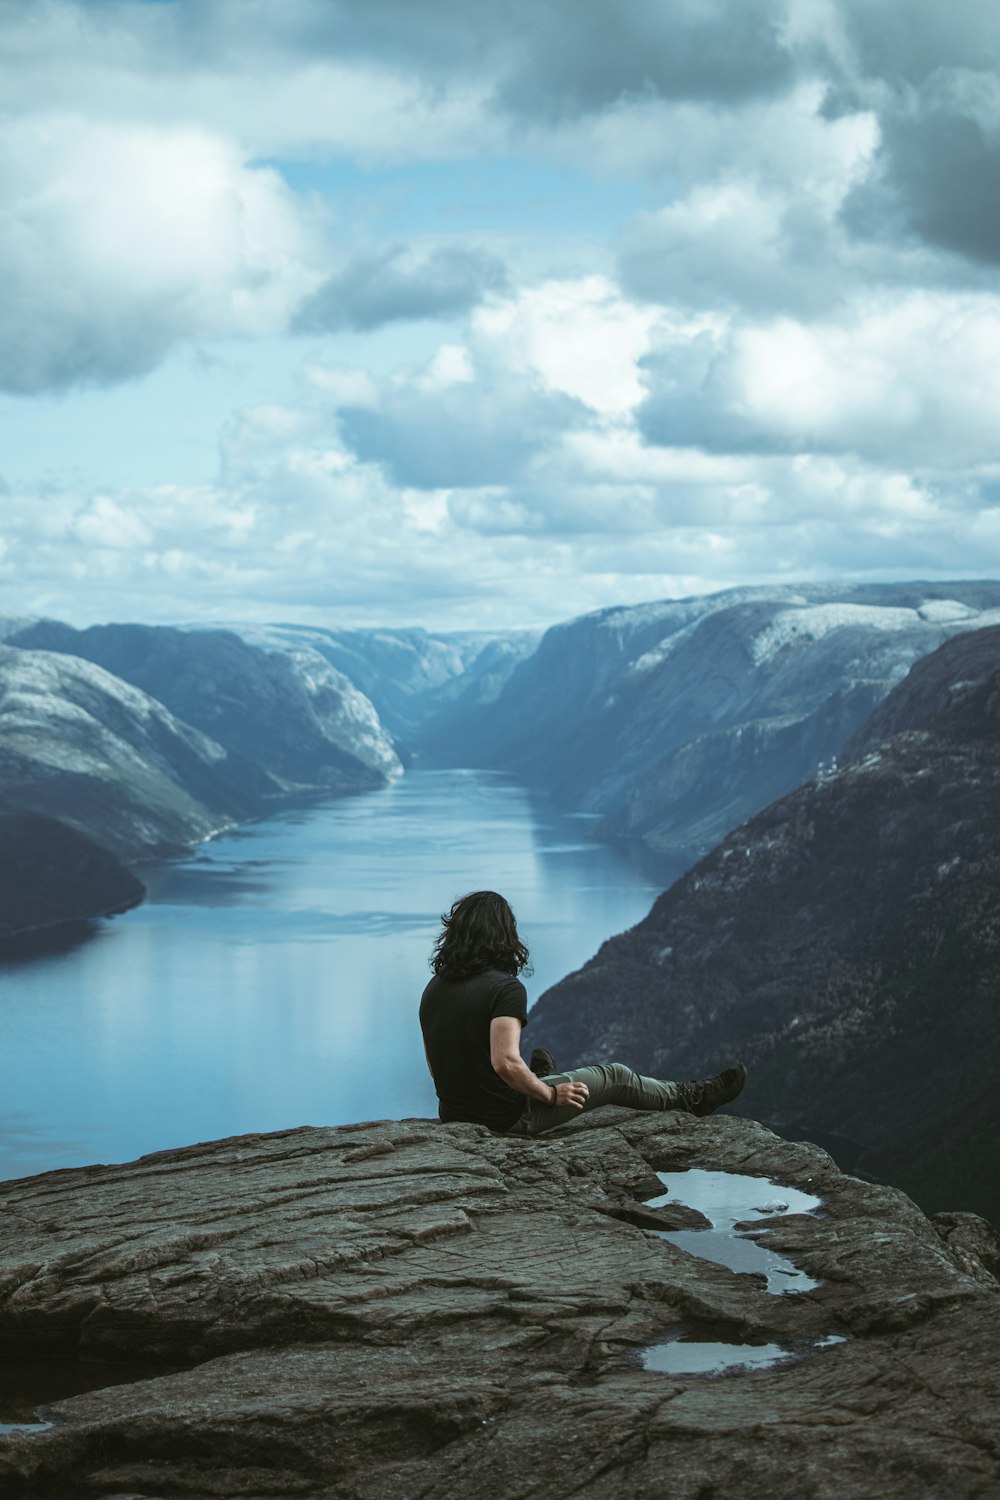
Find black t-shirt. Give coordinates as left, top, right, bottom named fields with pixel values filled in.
left=419, top=968, right=529, bottom=1131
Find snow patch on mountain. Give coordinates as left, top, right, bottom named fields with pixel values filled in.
left=917, top=599, right=980, bottom=623
left=750, top=604, right=924, bottom=666
left=0, top=648, right=229, bottom=780
left=628, top=617, right=706, bottom=676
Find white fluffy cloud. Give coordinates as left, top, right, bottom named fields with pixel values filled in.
left=638, top=290, right=1000, bottom=470
left=0, top=118, right=319, bottom=392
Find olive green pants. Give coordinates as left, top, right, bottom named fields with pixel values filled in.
left=502, top=1061, right=682, bottom=1137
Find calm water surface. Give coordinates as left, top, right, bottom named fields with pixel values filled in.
left=0, top=769, right=686, bottom=1182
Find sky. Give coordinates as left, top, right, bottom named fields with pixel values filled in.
left=2, top=0, right=1000, bottom=631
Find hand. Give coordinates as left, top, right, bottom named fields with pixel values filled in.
left=552, top=1080, right=589, bottom=1111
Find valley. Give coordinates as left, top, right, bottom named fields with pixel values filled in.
left=1, top=583, right=998, bottom=1223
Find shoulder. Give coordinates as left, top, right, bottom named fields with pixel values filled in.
left=419, top=975, right=443, bottom=1009
left=484, top=969, right=528, bottom=1013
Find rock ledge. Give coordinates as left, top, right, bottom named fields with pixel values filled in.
left=0, top=1112, right=998, bottom=1498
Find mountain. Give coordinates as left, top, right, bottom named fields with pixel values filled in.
left=0, top=812, right=145, bottom=939
left=527, top=626, right=1000, bottom=1221
left=235, top=623, right=540, bottom=744
left=5, top=621, right=401, bottom=789
left=0, top=645, right=277, bottom=858
left=433, top=581, right=1000, bottom=852
left=847, top=623, right=1000, bottom=755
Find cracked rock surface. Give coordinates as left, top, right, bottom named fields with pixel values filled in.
left=0, top=1112, right=998, bottom=1498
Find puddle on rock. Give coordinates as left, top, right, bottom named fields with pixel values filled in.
left=0, top=1353, right=191, bottom=1437
left=640, top=1328, right=845, bottom=1377
left=643, top=1334, right=792, bottom=1376
left=643, top=1168, right=822, bottom=1293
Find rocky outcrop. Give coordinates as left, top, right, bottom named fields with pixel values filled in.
left=847, top=622, right=1000, bottom=756
left=0, top=813, right=144, bottom=940
left=0, top=645, right=276, bottom=859
left=528, top=628, right=1000, bottom=1223
left=437, top=581, right=1000, bottom=852
left=7, top=621, right=401, bottom=791
left=0, top=1112, right=998, bottom=1497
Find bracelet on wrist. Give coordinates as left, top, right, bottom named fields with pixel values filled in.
left=550, top=1083, right=558, bottom=1106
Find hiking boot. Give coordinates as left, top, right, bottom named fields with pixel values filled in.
left=529, top=1047, right=557, bottom=1078
left=676, top=1063, right=747, bottom=1117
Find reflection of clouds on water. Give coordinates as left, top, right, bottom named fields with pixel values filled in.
left=645, top=1169, right=823, bottom=1294
left=143, top=863, right=277, bottom=908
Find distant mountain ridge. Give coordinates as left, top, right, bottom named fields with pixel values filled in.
left=425, top=580, right=1000, bottom=852
left=7, top=621, right=403, bottom=788
left=527, top=625, right=1000, bottom=1221
left=232, top=623, right=540, bottom=743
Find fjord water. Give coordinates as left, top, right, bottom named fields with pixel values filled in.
left=0, top=769, right=685, bottom=1183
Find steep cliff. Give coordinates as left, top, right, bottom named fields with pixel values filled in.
left=7, top=621, right=401, bottom=790
left=528, top=627, right=1000, bottom=1221
left=0, top=645, right=275, bottom=859
left=0, top=1114, right=997, bottom=1497
left=239, top=622, right=540, bottom=743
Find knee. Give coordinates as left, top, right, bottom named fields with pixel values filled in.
left=607, top=1061, right=634, bottom=1086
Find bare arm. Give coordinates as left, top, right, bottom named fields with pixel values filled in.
left=489, top=1017, right=589, bottom=1110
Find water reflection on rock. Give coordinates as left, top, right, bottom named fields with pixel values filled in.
left=644, top=1168, right=823, bottom=1293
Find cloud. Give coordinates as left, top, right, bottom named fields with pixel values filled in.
left=0, top=117, right=318, bottom=394
left=832, top=0, right=1000, bottom=90
left=637, top=291, right=1000, bottom=469
left=131, top=0, right=798, bottom=116
left=488, top=0, right=797, bottom=117
left=0, top=2, right=501, bottom=163
left=338, top=370, right=586, bottom=491
left=3, top=0, right=1000, bottom=631
left=810, top=1, right=1000, bottom=268
left=293, top=244, right=507, bottom=332
left=621, top=182, right=841, bottom=319
left=842, top=80, right=1000, bottom=267
left=332, top=276, right=654, bottom=488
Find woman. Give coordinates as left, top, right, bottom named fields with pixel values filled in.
left=419, top=890, right=746, bottom=1136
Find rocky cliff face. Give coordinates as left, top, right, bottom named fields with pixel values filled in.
left=437, top=582, right=1000, bottom=851
left=0, top=813, right=144, bottom=939
left=0, top=1113, right=997, bottom=1497
left=0, top=645, right=277, bottom=860
left=240, top=622, right=540, bottom=743
left=528, top=627, right=1000, bottom=1223
left=8, top=621, right=401, bottom=789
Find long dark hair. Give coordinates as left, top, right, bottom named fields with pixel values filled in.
left=431, top=890, right=531, bottom=982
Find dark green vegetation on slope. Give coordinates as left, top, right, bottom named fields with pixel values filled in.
left=0, top=813, right=144, bottom=940
left=529, top=627, right=1000, bottom=1222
